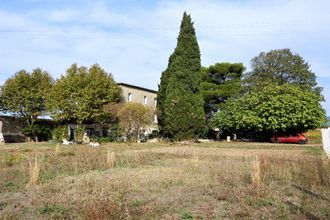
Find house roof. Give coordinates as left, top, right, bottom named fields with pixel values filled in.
left=117, top=83, right=157, bottom=94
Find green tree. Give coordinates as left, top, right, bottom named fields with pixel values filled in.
left=212, top=84, right=326, bottom=139
left=157, top=12, right=205, bottom=140
left=116, top=102, right=153, bottom=141
left=47, top=63, right=121, bottom=125
left=201, top=63, right=245, bottom=119
left=1, top=68, right=54, bottom=125
left=244, top=48, right=322, bottom=95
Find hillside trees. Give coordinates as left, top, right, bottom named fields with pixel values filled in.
left=47, top=63, right=122, bottom=126
left=0, top=68, right=54, bottom=125
left=157, top=12, right=205, bottom=140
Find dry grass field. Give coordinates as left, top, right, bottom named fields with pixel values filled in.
left=0, top=132, right=329, bottom=219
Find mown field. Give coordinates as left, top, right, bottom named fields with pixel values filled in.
left=0, top=132, right=329, bottom=219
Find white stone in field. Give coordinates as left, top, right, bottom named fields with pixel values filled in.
left=147, top=138, right=159, bottom=143
left=62, top=139, right=73, bottom=145
left=90, top=142, right=100, bottom=147
left=321, top=128, right=330, bottom=158
left=0, top=133, right=4, bottom=144
left=0, top=121, right=4, bottom=144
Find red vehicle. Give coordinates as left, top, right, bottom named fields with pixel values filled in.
left=271, top=134, right=308, bottom=144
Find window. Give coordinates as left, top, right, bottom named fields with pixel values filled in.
left=128, top=93, right=132, bottom=102
left=154, top=114, right=158, bottom=123
left=102, top=128, right=108, bottom=137
left=144, top=96, right=148, bottom=104
left=154, top=98, right=157, bottom=106
left=86, top=128, right=95, bottom=137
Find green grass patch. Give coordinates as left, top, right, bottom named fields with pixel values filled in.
left=39, top=204, right=69, bottom=218
left=131, top=199, right=145, bottom=207
left=180, top=209, right=193, bottom=219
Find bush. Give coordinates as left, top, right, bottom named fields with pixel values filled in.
left=108, top=124, right=122, bottom=141
left=116, top=103, right=153, bottom=141
left=97, top=124, right=122, bottom=143
left=88, top=125, right=122, bottom=143
left=22, top=124, right=51, bottom=142
left=74, top=125, right=85, bottom=143
left=52, top=126, right=68, bottom=142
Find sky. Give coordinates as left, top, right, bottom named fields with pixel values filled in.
left=0, top=0, right=329, bottom=115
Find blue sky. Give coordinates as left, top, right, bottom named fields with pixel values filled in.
left=0, top=0, right=329, bottom=115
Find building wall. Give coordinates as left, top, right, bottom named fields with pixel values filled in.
left=118, top=83, right=158, bottom=129
left=118, top=83, right=157, bottom=108
left=0, top=116, right=27, bottom=143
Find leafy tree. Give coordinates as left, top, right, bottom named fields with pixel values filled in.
left=201, top=62, right=245, bottom=119
left=1, top=68, right=54, bottom=125
left=244, top=49, right=322, bottom=95
left=47, top=63, right=121, bottom=125
left=157, top=12, right=205, bottom=140
left=115, top=102, right=153, bottom=141
left=212, top=84, right=326, bottom=139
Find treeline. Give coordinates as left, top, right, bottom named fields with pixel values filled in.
left=157, top=13, right=326, bottom=140
left=0, top=63, right=156, bottom=142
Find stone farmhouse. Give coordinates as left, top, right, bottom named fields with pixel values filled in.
left=118, top=82, right=158, bottom=126
left=0, top=83, right=158, bottom=143
left=118, top=83, right=157, bottom=109
left=69, top=83, right=158, bottom=142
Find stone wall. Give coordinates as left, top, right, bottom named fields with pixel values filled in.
left=0, top=116, right=27, bottom=143
left=118, top=83, right=157, bottom=108
left=321, top=128, right=330, bottom=158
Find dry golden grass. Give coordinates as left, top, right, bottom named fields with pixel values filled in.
left=0, top=140, right=329, bottom=219
left=28, top=156, right=40, bottom=186
left=106, top=151, right=116, bottom=168
left=251, top=155, right=262, bottom=194
left=55, top=143, right=60, bottom=155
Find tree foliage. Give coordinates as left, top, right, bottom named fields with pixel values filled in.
left=212, top=84, right=326, bottom=139
left=244, top=48, right=322, bottom=95
left=22, top=124, right=51, bottom=142
left=47, top=63, right=121, bottom=124
left=0, top=68, right=54, bottom=125
left=115, top=102, right=153, bottom=141
left=201, top=63, right=245, bottom=118
left=157, top=12, right=205, bottom=140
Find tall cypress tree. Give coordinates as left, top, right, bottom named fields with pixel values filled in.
left=157, top=12, right=205, bottom=140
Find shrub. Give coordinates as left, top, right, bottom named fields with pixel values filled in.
left=52, top=126, right=68, bottom=142
left=74, top=125, right=85, bottom=143
left=95, top=124, right=126, bottom=143
left=107, top=124, right=122, bottom=142
left=22, top=124, right=51, bottom=142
